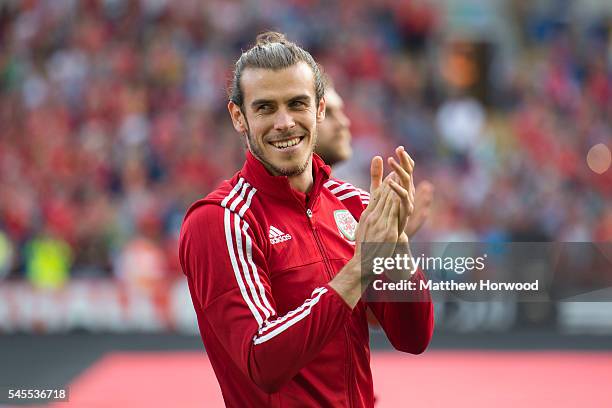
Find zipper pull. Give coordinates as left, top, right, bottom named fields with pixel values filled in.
left=306, top=209, right=313, bottom=218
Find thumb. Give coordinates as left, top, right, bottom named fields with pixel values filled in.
left=370, top=156, right=383, bottom=193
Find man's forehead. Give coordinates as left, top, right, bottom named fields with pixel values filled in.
left=324, top=88, right=343, bottom=109
left=241, top=62, right=316, bottom=103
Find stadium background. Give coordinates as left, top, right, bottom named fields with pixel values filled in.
left=0, top=0, right=611, bottom=406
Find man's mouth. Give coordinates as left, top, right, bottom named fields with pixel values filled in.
left=269, top=136, right=304, bottom=149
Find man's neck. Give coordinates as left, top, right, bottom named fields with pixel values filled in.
left=287, top=159, right=314, bottom=194
left=252, top=151, right=315, bottom=194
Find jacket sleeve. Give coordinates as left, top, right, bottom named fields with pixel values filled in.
left=179, top=204, right=352, bottom=393
left=366, top=270, right=434, bottom=354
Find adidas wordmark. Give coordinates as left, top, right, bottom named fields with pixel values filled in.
left=269, top=225, right=292, bottom=245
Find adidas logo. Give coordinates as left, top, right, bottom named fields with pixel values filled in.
left=269, top=226, right=292, bottom=245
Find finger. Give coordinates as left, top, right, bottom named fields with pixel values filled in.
left=370, top=156, right=383, bottom=193
left=389, top=179, right=413, bottom=216
left=405, top=207, right=428, bottom=237
left=416, top=181, right=434, bottom=204
left=365, top=177, right=387, bottom=215
left=383, top=170, right=398, bottom=184
left=388, top=179, right=410, bottom=203
left=363, top=182, right=386, bottom=223
left=390, top=159, right=415, bottom=217
left=389, top=191, right=400, bottom=230
left=396, top=146, right=414, bottom=175
left=388, top=157, right=411, bottom=190
left=385, top=172, right=414, bottom=222
left=414, top=181, right=433, bottom=210
left=404, top=182, right=433, bottom=237
left=380, top=181, right=396, bottom=225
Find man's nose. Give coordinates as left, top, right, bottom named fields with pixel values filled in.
left=274, top=109, right=296, bottom=132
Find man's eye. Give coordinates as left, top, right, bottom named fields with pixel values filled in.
left=290, top=101, right=306, bottom=108
left=257, top=105, right=272, bottom=112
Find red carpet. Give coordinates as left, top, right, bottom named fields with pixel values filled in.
left=54, top=351, right=612, bottom=407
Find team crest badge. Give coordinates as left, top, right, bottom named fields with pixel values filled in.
left=334, top=210, right=357, bottom=242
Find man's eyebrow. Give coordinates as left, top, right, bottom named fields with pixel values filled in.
left=251, top=99, right=275, bottom=107
left=288, top=95, right=311, bottom=103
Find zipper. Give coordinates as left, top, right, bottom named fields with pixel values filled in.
left=306, top=206, right=355, bottom=407
left=305, top=208, right=334, bottom=280
left=345, top=327, right=354, bottom=408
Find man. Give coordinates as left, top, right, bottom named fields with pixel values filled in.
left=312, top=80, right=353, bottom=167
left=179, top=32, right=433, bottom=407
left=315, top=76, right=435, bottom=238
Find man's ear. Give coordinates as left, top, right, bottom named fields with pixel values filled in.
left=316, top=96, right=326, bottom=123
left=228, top=101, right=247, bottom=133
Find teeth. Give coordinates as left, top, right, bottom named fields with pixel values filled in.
left=272, top=137, right=301, bottom=149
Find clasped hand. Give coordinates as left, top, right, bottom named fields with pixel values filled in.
left=353, top=147, right=416, bottom=279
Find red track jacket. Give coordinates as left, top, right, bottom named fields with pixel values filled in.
left=179, top=152, right=434, bottom=407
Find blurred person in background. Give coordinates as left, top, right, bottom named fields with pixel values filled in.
left=313, top=76, right=353, bottom=168
left=114, top=209, right=168, bottom=295
left=23, top=225, right=73, bottom=290
left=179, top=32, right=433, bottom=407
left=0, top=229, right=14, bottom=280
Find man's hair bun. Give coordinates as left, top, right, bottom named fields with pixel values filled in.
left=255, top=31, right=288, bottom=46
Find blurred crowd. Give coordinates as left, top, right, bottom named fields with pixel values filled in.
left=0, top=0, right=610, bottom=289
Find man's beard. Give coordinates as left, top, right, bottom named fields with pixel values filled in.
left=315, top=143, right=343, bottom=167
left=245, top=128, right=316, bottom=177
left=315, top=131, right=352, bottom=167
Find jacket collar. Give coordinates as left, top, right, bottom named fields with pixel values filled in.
left=240, top=150, right=331, bottom=207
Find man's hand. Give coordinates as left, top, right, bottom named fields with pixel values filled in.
left=387, top=147, right=434, bottom=238
left=329, top=156, right=403, bottom=307
left=405, top=181, right=434, bottom=237
left=329, top=149, right=433, bottom=308
left=354, top=173, right=401, bottom=266
left=387, top=146, right=416, bottom=235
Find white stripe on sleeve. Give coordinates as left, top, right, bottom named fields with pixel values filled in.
left=324, top=180, right=340, bottom=188
left=243, top=222, right=275, bottom=316
left=221, top=178, right=244, bottom=207
left=253, top=287, right=328, bottom=345
left=221, top=178, right=272, bottom=327
left=336, top=190, right=363, bottom=201
left=234, top=215, right=272, bottom=320
left=330, top=183, right=354, bottom=194
left=229, top=181, right=250, bottom=211
left=224, top=209, right=263, bottom=326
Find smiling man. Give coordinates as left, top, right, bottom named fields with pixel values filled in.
left=179, top=32, right=434, bottom=407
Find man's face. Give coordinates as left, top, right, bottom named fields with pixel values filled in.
left=229, top=62, right=325, bottom=176
left=315, top=87, right=352, bottom=166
